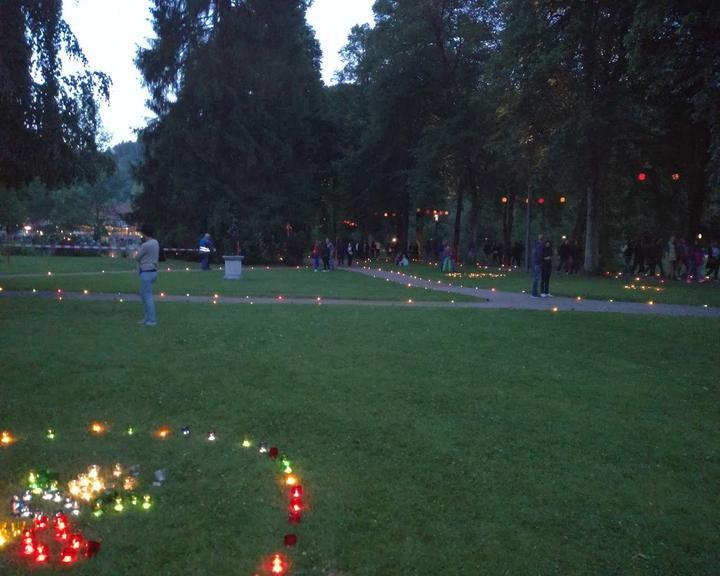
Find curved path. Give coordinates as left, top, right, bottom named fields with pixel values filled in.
left=1, top=264, right=719, bottom=317
left=344, top=266, right=720, bottom=318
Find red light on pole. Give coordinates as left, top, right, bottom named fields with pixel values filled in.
left=671, top=173, right=680, bottom=181
left=537, top=197, right=545, bottom=205
left=637, top=172, right=647, bottom=182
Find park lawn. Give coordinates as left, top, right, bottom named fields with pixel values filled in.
left=0, top=257, right=475, bottom=302
left=384, top=261, right=720, bottom=307
left=0, top=254, right=139, bottom=275
left=1, top=298, right=718, bottom=575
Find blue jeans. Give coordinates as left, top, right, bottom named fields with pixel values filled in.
left=531, top=264, right=541, bottom=296
left=139, top=270, right=158, bottom=323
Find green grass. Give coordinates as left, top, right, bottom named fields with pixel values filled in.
left=1, top=297, right=718, bottom=575
left=0, top=257, right=474, bottom=302
left=0, top=254, right=139, bottom=274
left=388, top=261, right=720, bottom=307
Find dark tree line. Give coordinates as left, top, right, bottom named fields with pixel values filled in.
left=0, top=0, right=109, bottom=231
left=2, top=1, right=718, bottom=270
left=325, top=0, right=720, bottom=271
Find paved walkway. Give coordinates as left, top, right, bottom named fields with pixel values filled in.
left=345, top=266, right=720, bottom=318
left=1, top=266, right=718, bottom=317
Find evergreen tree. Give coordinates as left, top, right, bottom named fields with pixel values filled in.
left=135, top=0, right=324, bottom=259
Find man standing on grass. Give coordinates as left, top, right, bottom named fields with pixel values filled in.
left=530, top=234, right=544, bottom=298
left=136, top=224, right=159, bottom=326
left=199, top=233, right=214, bottom=270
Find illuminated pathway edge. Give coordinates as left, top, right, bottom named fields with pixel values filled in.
left=1, top=281, right=719, bottom=317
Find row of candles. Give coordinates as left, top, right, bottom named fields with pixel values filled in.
left=1, top=424, right=304, bottom=574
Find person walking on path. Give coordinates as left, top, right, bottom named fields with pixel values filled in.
left=199, top=233, right=214, bottom=270
left=541, top=238, right=554, bottom=297
left=530, top=234, right=544, bottom=298
left=136, top=224, right=159, bottom=326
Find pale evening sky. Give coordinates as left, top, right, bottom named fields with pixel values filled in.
left=62, top=0, right=375, bottom=146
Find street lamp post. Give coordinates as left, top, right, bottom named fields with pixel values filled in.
left=524, top=183, right=532, bottom=271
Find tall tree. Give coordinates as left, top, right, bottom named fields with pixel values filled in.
left=135, top=0, right=324, bottom=259
left=0, top=0, right=109, bottom=230
left=499, top=0, right=636, bottom=271
left=0, top=0, right=109, bottom=190
left=626, top=0, right=720, bottom=237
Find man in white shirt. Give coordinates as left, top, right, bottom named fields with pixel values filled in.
left=136, top=224, right=159, bottom=326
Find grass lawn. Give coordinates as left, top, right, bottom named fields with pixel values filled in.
left=0, top=256, right=474, bottom=302
left=382, top=261, right=720, bottom=307
left=1, top=297, right=718, bottom=575
left=0, top=254, right=140, bottom=275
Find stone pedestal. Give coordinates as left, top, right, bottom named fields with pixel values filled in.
left=223, top=255, right=244, bottom=279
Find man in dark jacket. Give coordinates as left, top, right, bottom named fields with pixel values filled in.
left=531, top=234, right=544, bottom=298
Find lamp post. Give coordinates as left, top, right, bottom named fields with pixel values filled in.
left=524, top=183, right=532, bottom=271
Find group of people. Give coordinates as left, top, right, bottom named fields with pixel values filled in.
left=623, top=235, right=720, bottom=282
left=311, top=238, right=365, bottom=271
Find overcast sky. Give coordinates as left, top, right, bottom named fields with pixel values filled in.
left=62, top=0, right=375, bottom=145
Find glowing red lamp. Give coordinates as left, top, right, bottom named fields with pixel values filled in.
left=69, top=534, right=84, bottom=550
left=289, top=510, right=301, bottom=523
left=269, top=553, right=287, bottom=575
left=537, top=197, right=545, bottom=205
left=637, top=172, right=647, bottom=182
left=290, top=485, right=303, bottom=499
left=34, top=544, right=49, bottom=563
left=34, top=515, right=49, bottom=530
left=54, top=529, right=69, bottom=542
left=22, top=541, right=35, bottom=557
left=290, top=499, right=303, bottom=514
left=54, top=513, right=69, bottom=531
left=671, top=172, right=680, bottom=181
left=60, top=547, right=78, bottom=564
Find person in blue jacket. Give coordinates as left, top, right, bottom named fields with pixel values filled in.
left=199, top=233, right=214, bottom=270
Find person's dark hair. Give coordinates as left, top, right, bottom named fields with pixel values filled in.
left=140, top=223, right=155, bottom=237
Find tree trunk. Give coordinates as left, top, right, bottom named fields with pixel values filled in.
left=686, top=123, right=709, bottom=238
left=397, top=189, right=410, bottom=253
left=466, top=193, right=482, bottom=262
left=502, top=194, right=515, bottom=264
left=452, top=185, right=463, bottom=259
left=583, top=170, right=600, bottom=272
left=415, top=210, right=425, bottom=260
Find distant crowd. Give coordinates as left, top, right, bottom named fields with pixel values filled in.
left=623, top=235, right=720, bottom=282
